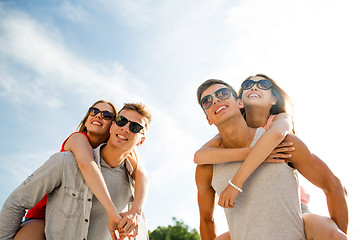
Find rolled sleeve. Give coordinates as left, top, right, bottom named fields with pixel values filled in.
left=0, top=152, right=64, bottom=239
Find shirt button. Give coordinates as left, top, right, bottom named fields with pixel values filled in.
left=85, top=219, right=89, bottom=222
left=88, top=198, right=91, bottom=202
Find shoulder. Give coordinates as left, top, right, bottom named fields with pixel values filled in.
left=273, top=112, right=290, bottom=120
left=284, top=134, right=312, bottom=164
left=62, top=132, right=90, bottom=151
left=284, top=134, right=303, bottom=145
left=49, top=151, right=76, bottom=165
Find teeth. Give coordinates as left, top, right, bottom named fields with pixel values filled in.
left=216, top=106, right=227, bottom=114
left=249, top=94, right=259, bottom=98
left=92, top=121, right=101, bottom=126
left=117, top=134, right=127, bottom=140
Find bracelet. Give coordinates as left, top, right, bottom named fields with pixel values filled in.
left=228, top=180, right=243, bottom=192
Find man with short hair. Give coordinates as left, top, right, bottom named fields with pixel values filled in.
left=195, top=79, right=348, bottom=239
left=0, top=103, right=151, bottom=240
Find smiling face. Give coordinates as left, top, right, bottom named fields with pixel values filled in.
left=200, top=84, right=243, bottom=126
left=241, top=76, right=277, bottom=109
left=107, top=109, right=146, bottom=152
left=84, top=102, right=115, bottom=138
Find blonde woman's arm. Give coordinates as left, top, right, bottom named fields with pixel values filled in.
left=64, top=133, right=120, bottom=240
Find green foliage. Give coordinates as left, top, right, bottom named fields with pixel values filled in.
left=149, top=217, right=200, bottom=240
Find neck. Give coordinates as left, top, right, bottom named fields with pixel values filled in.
left=100, top=144, right=130, bottom=168
left=87, top=132, right=109, bottom=148
left=216, top=114, right=255, bottom=148
left=244, top=106, right=271, bottom=128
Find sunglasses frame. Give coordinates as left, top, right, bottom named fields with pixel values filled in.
left=241, top=79, right=272, bottom=90
left=200, top=87, right=232, bottom=109
left=115, top=115, right=145, bottom=134
left=88, top=107, right=115, bottom=120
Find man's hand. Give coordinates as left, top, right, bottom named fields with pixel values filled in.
left=218, top=184, right=240, bottom=208
left=117, top=210, right=141, bottom=239
left=264, top=141, right=294, bottom=163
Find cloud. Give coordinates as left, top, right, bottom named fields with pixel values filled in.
left=94, top=0, right=151, bottom=26
left=59, top=1, right=89, bottom=23
left=0, top=5, right=146, bottom=108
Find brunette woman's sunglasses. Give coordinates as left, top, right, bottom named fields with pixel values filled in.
left=115, top=115, right=144, bottom=134
left=88, top=107, right=115, bottom=120
left=200, top=88, right=232, bottom=109
left=241, top=79, right=272, bottom=90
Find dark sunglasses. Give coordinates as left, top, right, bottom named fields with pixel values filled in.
left=200, top=88, right=232, bottom=109
left=115, top=115, right=144, bottom=134
left=241, top=79, right=272, bottom=90
left=88, top=107, right=115, bottom=120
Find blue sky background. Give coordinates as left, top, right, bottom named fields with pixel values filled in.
left=0, top=0, right=359, bottom=238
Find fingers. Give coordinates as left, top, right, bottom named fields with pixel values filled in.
left=266, top=153, right=292, bottom=162
left=218, top=196, right=235, bottom=208
left=133, top=225, right=139, bottom=236
left=266, top=142, right=295, bottom=162
left=120, top=220, right=135, bottom=236
left=275, top=142, right=295, bottom=153
left=218, top=187, right=238, bottom=208
left=110, top=230, right=118, bottom=240
left=118, top=214, right=139, bottom=238
left=277, top=141, right=293, bottom=147
left=264, top=156, right=285, bottom=163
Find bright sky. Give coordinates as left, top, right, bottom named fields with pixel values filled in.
left=0, top=0, right=359, bottom=238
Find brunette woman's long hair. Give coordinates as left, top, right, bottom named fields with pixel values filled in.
left=238, top=74, right=295, bottom=133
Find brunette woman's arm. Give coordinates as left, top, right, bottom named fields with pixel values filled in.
left=218, top=113, right=294, bottom=208
left=194, top=134, right=252, bottom=164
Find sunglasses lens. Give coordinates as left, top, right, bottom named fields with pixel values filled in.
left=115, top=115, right=128, bottom=127
left=215, top=88, right=231, bottom=100
left=101, top=111, right=115, bottom=120
left=89, top=107, right=100, bottom=116
left=129, top=123, right=143, bottom=133
left=241, top=80, right=255, bottom=90
left=258, top=80, right=272, bottom=90
left=201, top=95, right=213, bottom=109
left=115, top=115, right=144, bottom=134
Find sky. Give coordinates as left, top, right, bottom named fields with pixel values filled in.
left=0, top=0, right=359, bottom=238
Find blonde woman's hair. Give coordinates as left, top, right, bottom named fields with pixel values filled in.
left=77, top=100, right=117, bottom=133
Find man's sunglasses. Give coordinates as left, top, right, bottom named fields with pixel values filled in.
left=115, top=115, right=144, bottom=134
left=88, top=107, right=115, bottom=120
left=200, top=88, right=232, bottom=109
left=241, top=79, right=272, bottom=90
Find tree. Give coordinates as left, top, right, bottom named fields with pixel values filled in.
left=149, top=217, right=200, bottom=240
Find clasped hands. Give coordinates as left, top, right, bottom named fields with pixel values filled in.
left=109, top=209, right=141, bottom=240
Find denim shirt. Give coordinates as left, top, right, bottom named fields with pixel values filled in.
left=0, top=144, right=133, bottom=240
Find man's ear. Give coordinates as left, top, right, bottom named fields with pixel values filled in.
left=206, top=115, right=213, bottom=125
left=136, top=136, right=146, bottom=147
left=237, top=98, right=244, bottom=109
left=271, top=96, right=278, bottom=106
